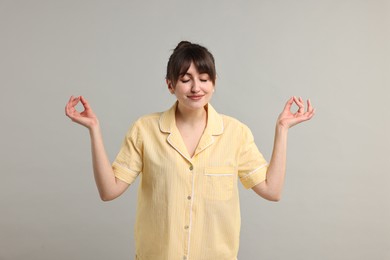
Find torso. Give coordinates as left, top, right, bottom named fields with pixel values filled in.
left=175, top=105, right=208, bottom=158
left=176, top=121, right=206, bottom=157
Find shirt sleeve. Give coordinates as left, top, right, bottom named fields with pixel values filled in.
left=112, top=122, right=143, bottom=185
left=238, top=125, right=269, bottom=189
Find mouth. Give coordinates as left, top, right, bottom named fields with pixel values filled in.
left=187, top=95, right=204, bottom=100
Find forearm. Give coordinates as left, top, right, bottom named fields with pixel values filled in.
left=264, top=125, right=288, bottom=200
left=253, top=125, right=288, bottom=201
left=89, top=125, right=124, bottom=201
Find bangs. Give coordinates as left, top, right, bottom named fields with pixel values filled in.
left=178, top=49, right=215, bottom=78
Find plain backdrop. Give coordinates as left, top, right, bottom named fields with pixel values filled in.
left=1, top=0, right=389, bottom=259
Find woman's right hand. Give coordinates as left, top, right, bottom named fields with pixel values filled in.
left=65, top=96, right=99, bottom=129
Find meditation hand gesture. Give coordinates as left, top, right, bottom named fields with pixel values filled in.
left=277, top=96, right=315, bottom=129
left=65, top=96, right=98, bottom=129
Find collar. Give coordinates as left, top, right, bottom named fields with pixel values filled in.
left=159, top=102, right=224, bottom=136
left=159, top=102, right=224, bottom=161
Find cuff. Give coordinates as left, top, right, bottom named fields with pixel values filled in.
left=112, top=162, right=139, bottom=185
left=240, top=164, right=268, bottom=189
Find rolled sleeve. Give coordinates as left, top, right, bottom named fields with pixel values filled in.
left=112, top=122, right=143, bottom=185
left=113, top=161, right=139, bottom=184
left=238, top=125, right=269, bottom=189
left=239, top=163, right=268, bottom=189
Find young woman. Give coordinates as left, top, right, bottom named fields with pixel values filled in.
left=65, top=41, right=315, bottom=260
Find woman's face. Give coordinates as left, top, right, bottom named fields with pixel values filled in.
left=168, top=62, right=215, bottom=112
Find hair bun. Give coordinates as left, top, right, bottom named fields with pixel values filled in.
left=174, top=41, right=192, bottom=51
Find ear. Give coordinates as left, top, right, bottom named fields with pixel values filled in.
left=166, top=79, right=175, bottom=94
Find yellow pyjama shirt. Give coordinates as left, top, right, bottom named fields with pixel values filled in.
left=113, top=102, right=268, bottom=260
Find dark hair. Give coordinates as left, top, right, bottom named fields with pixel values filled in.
left=166, top=41, right=216, bottom=86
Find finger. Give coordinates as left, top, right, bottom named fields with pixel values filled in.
left=66, top=97, right=80, bottom=115
left=80, top=96, right=91, bottom=110
left=305, top=99, right=315, bottom=118
left=293, top=96, right=302, bottom=103
left=66, top=96, right=81, bottom=117
left=283, top=96, right=294, bottom=112
left=303, top=107, right=315, bottom=121
left=65, top=96, right=75, bottom=116
left=308, top=108, right=316, bottom=119
left=307, top=99, right=313, bottom=113
left=293, top=96, right=303, bottom=107
left=65, top=104, right=77, bottom=119
left=71, top=96, right=80, bottom=106
left=293, top=96, right=305, bottom=114
left=66, top=96, right=75, bottom=112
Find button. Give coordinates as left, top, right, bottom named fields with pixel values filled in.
left=183, top=256, right=187, bottom=260
left=184, top=225, right=189, bottom=229
left=187, top=196, right=191, bottom=200
left=189, top=165, right=193, bottom=171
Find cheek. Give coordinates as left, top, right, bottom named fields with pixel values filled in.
left=206, top=85, right=215, bottom=93
left=173, top=88, right=187, bottom=97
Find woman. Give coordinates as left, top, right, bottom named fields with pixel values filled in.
left=65, top=41, right=315, bottom=260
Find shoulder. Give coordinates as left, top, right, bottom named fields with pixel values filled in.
left=220, top=114, right=243, bottom=125
left=134, top=112, right=161, bottom=126
left=219, top=114, right=250, bottom=132
left=218, top=114, right=258, bottom=147
left=125, top=112, right=162, bottom=137
left=214, top=113, right=254, bottom=141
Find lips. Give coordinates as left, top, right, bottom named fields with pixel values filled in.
left=188, top=95, right=204, bottom=100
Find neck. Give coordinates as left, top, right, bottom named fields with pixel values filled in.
left=175, top=103, right=208, bottom=126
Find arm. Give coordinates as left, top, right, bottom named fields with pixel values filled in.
left=252, top=96, right=315, bottom=201
left=65, top=96, right=129, bottom=201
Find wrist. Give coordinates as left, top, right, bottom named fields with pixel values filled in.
left=88, top=121, right=101, bottom=134
left=275, top=123, right=289, bottom=135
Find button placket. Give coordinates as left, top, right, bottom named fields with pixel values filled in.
left=183, top=163, right=194, bottom=257
left=185, top=166, right=193, bottom=232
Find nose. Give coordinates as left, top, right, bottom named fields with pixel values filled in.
left=191, top=79, right=201, bottom=93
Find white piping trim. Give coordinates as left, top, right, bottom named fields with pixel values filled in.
left=186, top=167, right=196, bottom=259
left=195, top=136, right=215, bottom=155
left=167, top=134, right=192, bottom=162
left=113, top=162, right=140, bottom=177
left=205, top=173, right=234, bottom=176
left=240, top=163, right=268, bottom=179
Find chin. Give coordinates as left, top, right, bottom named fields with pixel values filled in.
left=183, top=100, right=208, bottom=110
left=189, top=103, right=207, bottom=110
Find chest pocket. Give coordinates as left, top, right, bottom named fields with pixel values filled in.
left=203, top=166, right=235, bottom=200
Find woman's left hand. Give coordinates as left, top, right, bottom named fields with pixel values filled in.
left=277, top=96, right=315, bottom=129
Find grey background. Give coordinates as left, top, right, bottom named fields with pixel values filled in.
left=1, top=0, right=389, bottom=259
